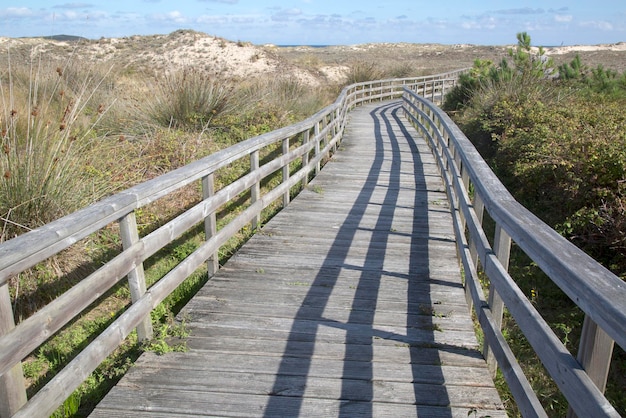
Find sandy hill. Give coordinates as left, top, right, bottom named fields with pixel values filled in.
left=1, top=30, right=624, bottom=85
left=0, top=30, right=321, bottom=84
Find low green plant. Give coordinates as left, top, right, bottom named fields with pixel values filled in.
left=444, top=32, right=556, bottom=112
left=51, top=391, right=81, bottom=418
left=558, top=54, right=586, bottom=80
left=559, top=54, right=626, bottom=94
left=143, top=318, right=188, bottom=355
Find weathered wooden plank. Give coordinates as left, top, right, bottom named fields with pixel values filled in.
left=0, top=242, right=144, bottom=378
left=187, top=291, right=469, bottom=315
left=182, top=328, right=481, bottom=356
left=183, top=324, right=478, bottom=352
left=201, top=272, right=466, bottom=302
left=179, top=323, right=487, bottom=364
left=111, top=368, right=500, bottom=408
left=91, top=390, right=504, bottom=418
left=183, top=303, right=475, bottom=333
left=128, top=351, right=495, bottom=386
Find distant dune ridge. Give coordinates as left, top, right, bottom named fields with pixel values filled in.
left=1, top=30, right=624, bottom=84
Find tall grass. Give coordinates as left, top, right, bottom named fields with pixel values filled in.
left=233, top=76, right=331, bottom=123
left=145, top=67, right=233, bottom=131
left=0, top=52, right=114, bottom=241
left=344, top=60, right=384, bottom=84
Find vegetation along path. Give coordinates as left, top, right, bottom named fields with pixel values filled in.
left=90, top=101, right=505, bottom=417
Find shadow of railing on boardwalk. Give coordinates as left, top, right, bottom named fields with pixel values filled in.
left=263, top=102, right=458, bottom=417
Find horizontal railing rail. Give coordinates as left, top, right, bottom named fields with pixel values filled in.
left=0, top=70, right=465, bottom=417
left=403, top=88, right=625, bottom=417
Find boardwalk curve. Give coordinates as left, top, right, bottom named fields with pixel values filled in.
left=90, top=101, right=505, bottom=417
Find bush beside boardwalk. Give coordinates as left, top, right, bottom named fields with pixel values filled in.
left=443, top=33, right=626, bottom=416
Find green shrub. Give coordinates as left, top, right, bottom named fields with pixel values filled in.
left=443, top=59, right=492, bottom=111
left=448, top=34, right=626, bottom=416
left=558, top=54, right=586, bottom=80
left=558, top=54, right=626, bottom=94
left=444, top=32, right=557, bottom=112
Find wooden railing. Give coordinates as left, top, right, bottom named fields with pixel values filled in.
left=403, top=88, right=625, bottom=417
left=0, top=70, right=463, bottom=417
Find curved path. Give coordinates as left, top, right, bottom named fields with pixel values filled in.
left=90, top=101, right=505, bottom=417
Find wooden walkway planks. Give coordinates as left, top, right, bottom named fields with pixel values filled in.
left=90, top=101, right=505, bottom=417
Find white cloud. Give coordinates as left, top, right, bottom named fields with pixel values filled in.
left=0, top=7, right=34, bottom=18
left=554, top=14, right=573, bottom=23
left=196, top=14, right=229, bottom=25
left=580, top=20, right=613, bottom=31
left=461, top=15, right=497, bottom=30
left=231, top=15, right=256, bottom=24
left=150, top=10, right=187, bottom=24
left=271, top=8, right=303, bottom=22
left=426, top=17, right=449, bottom=30
left=495, top=8, right=544, bottom=15
left=53, top=3, right=94, bottom=9
left=53, top=9, right=108, bottom=22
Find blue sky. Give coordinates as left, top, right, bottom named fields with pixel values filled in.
left=0, top=1, right=624, bottom=46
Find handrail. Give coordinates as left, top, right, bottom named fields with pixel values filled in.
left=402, top=88, right=625, bottom=417
left=0, top=70, right=465, bottom=417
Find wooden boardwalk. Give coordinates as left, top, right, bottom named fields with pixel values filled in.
left=90, top=101, right=505, bottom=417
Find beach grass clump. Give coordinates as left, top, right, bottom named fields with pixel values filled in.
left=344, top=60, right=384, bottom=84
left=0, top=55, right=114, bottom=241
left=145, top=67, right=233, bottom=131
left=235, top=76, right=330, bottom=122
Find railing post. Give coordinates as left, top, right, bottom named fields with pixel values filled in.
left=314, top=122, right=321, bottom=175
left=484, top=224, right=511, bottom=376
left=282, top=137, right=290, bottom=207
left=458, top=167, right=470, bottom=231
left=250, top=150, right=261, bottom=230
left=202, top=173, right=219, bottom=277
left=322, top=115, right=330, bottom=148
left=302, top=130, right=310, bottom=187
left=119, top=212, right=153, bottom=341
left=466, top=193, right=485, bottom=311
left=566, top=317, right=615, bottom=418
left=0, top=283, right=27, bottom=417
left=333, top=108, right=340, bottom=151
left=431, top=80, right=436, bottom=102
left=441, top=80, right=446, bottom=104
left=468, top=194, right=485, bottom=267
